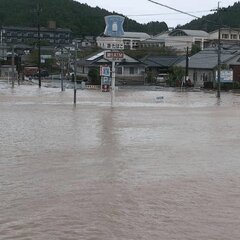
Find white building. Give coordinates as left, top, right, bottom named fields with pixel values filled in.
left=209, top=28, right=240, bottom=42
left=96, top=32, right=150, bottom=50
left=164, top=29, right=210, bottom=53
left=97, top=28, right=240, bottom=53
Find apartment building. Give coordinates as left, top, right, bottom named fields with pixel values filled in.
left=0, top=24, right=71, bottom=46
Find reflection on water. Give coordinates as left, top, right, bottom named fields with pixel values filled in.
left=1, top=83, right=240, bottom=239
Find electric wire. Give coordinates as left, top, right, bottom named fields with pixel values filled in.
left=147, top=0, right=201, bottom=19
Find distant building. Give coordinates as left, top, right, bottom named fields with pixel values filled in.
left=72, top=36, right=96, bottom=49
left=96, top=29, right=212, bottom=53
left=146, top=28, right=240, bottom=54
left=96, top=32, right=151, bottom=50
left=0, top=25, right=72, bottom=46
left=139, top=31, right=168, bottom=48
left=209, top=28, right=240, bottom=44
left=164, top=29, right=210, bottom=53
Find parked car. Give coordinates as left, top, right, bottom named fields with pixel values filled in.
left=155, top=73, right=169, bottom=84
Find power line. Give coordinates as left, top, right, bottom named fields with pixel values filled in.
left=146, top=0, right=221, bottom=27
left=147, top=0, right=200, bottom=19
left=127, top=10, right=212, bottom=17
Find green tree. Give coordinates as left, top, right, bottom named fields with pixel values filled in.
left=145, top=69, right=158, bottom=84
left=168, top=66, right=185, bottom=87
left=191, top=44, right=201, bottom=55
left=88, top=68, right=100, bottom=85
left=0, top=0, right=169, bottom=37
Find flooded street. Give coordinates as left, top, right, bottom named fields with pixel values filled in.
left=1, top=83, right=240, bottom=240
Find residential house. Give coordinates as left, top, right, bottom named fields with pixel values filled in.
left=72, top=36, right=96, bottom=49
left=177, top=46, right=240, bottom=87
left=77, top=50, right=146, bottom=85
left=140, top=55, right=185, bottom=84
left=141, top=55, right=185, bottom=73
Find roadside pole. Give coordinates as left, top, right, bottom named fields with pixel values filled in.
left=217, top=2, right=221, bottom=98
left=37, top=3, right=41, bottom=88
left=11, top=46, right=15, bottom=88
left=73, top=47, right=77, bottom=105
left=60, top=48, right=64, bottom=91
left=111, top=60, right=115, bottom=107
left=185, top=46, right=189, bottom=83
left=105, top=51, right=124, bottom=107
left=104, top=15, right=125, bottom=107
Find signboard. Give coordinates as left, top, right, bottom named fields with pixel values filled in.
left=100, top=66, right=111, bottom=77
left=104, top=15, right=125, bottom=37
left=102, top=76, right=111, bottom=84
left=101, top=76, right=111, bottom=92
left=41, top=55, right=52, bottom=59
left=216, top=70, right=233, bottom=83
left=105, top=51, right=124, bottom=60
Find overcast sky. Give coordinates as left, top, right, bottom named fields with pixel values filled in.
left=77, top=0, right=237, bottom=28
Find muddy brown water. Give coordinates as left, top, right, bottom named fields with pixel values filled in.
left=1, top=84, right=240, bottom=239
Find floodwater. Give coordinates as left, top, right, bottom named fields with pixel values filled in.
left=1, top=82, right=240, bottom=240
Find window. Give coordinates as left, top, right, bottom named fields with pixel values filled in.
left=202, top=73, right=208, bottom=82
left=130, top=67, right=134, bottom=75
left=222, top=34, right=229, bottom=39
left=117, top=67, right=122, bottom=75
left=231, top=34, right=237, bottom=39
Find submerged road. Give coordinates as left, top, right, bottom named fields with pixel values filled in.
left=1, top=83, right=240, bottom=239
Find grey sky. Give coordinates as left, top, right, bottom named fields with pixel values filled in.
left=77, top=0, right=237, bottom=27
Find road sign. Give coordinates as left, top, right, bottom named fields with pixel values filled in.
left=100, top=66, right=111, bottom=76
left=102, top=76, right=111, bottom=84
left=105, top=51, right=124, bottom=60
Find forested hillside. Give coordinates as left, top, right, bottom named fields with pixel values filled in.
left=182, top=2, right=240, bottom=32
left=0, top=0, right=168, bottom=36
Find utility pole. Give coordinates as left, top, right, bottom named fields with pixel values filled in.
left=37, top=3, right=41, bottom=88
left=217, top=1, right=221, bottom=98
left=185, top=46, right=189, bottom=83
left=60, top=48, right=64, bottom=91
left=73, top=47, right=77, bottom=105
left=11, top=46, right=15, bottom=88
left=111, top=59, right=116, bottom=107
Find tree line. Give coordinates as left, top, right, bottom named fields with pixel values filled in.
left=0, top=0, right=168, bottom=37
